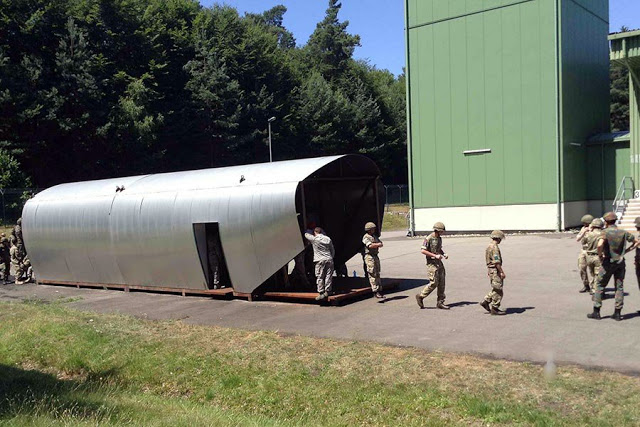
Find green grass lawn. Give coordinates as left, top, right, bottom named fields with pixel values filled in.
left=383, top=204, right=409, bottom=231
left=1, top=300, right=640, bottom=425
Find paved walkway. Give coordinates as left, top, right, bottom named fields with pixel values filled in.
left=2, top=232, right=640, bottom=373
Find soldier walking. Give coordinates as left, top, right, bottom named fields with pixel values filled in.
left=415, top=222, right=450, bottom=310
left=479, top=230, right=506, bottom=315
left=587, top=212, right=639, bottom=321
left=305, top=227, right=335, bottom=301
left=583, top=218, right=605, bottom=295
left=577, top=214, right=594, bottom=293
left=362, top=222, right=384, bottom=299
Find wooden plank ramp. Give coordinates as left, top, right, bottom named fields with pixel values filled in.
left=37, top=277, right=400, bottom=306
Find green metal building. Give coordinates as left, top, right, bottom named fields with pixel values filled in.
left=610, top=30, right=640, bottom=188
left=405, top=0, right=612, bottom=231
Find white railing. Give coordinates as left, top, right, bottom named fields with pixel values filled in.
left=613, top=176, right=635, bottom=221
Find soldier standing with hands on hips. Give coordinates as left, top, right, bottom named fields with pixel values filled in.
left=415, top=222, right=450, bottom=310
left=588, top=212, right=639, bottom=321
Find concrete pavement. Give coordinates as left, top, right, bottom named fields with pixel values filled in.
left=2, top=231, right=640, bottom=373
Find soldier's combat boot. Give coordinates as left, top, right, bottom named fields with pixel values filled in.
left=587, top=307, right=601, bottom=320
left=479, top=300, right=491, bottom=313
left=374, top=292, right=385, bottom=299
left=579, top=286, right=590, bottom=293
left=436, top=302, right=450, bottom=310
left=490, top=306, right=506, bottom=315
left=415, top=294, right=424, bottom=309
left=612, top=308, right=622, bottom=321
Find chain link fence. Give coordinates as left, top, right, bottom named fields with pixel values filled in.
left=0, top=188, right=39, bottom=226
left=384, top=185, right=409, bottom=209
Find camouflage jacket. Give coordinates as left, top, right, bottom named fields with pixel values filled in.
left=602, top=226, right=635, bottom=262
left=421, top=233, right=443, bottom=264
left=486, top=242, right=502, bottom=268
left=583, top=229, right=604, bottom=255
left=362, top=233, right=381, bottom=256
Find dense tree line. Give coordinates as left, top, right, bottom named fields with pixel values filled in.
left=0, top=0, right=407, bottom=188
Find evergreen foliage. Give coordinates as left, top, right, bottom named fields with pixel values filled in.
left=0, top=0, right=408, bottom=187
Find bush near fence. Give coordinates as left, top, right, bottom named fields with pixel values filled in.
left=0, top=188, right=39, bottom=226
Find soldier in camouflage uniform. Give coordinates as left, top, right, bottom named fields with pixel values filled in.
left=415, top=222, right=450, bottom=310
left=0, top=233, right=10, bottom=283
left=10, top=242, right=25, bottom=285
left=576, top=214, right=594, bottom=293
left=479, top=230, right=506, bottom=315
left=362, top=222, right=385, bottom=299
left=14, top=217, right=23, bottom=247
left=583, top=218, right=604, bottom=295
left=588, top=212, right=639, bottom=321
left=635, top=217, right=640, bottom=292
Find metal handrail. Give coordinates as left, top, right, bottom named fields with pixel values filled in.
left=612, top=176, right=635, bottom=218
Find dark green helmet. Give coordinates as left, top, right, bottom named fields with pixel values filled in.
left=591, top=218, right=604, bottom=229
left=581, top=214, right=594, bottom=225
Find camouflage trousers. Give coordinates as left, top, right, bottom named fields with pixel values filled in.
left=364, top=254, right=381, bottom=292
left=594, top=260, right=625, bottom=310
left=0, top=256, right=9, bottom=281
left=578, top=250, right=589, bottom=289
left=419, top=261, right=446, bottom=303
left=314, top=259, right=334, bottom=294
left=585, top=254, right=601, bottom=294
left=12, top=262, right=23, bottom=283
left=483, top=268, right=503, bottom=308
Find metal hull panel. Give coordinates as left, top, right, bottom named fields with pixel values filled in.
left=23, top=155, right=381, bottom=294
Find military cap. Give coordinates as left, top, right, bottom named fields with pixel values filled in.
left=591, top=218, right=604, bottom=229
left=490, top=230, right=505, bottom=240
left=433, top=222, right=446, bottom=231
left=364, top=222, right=377, bottom=231
left=603, top=212, right=617, bottom=222
left=581, top=214, right=594, bottom=225
left=634, top=217, right=640, bottom=228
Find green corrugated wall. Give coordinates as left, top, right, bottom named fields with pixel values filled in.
left=406, top=0, right=611, bottom=210
left=560, top=0, right=610, bottom=202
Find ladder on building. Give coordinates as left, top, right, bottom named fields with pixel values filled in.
left=613, top=176, right=638, bottom=232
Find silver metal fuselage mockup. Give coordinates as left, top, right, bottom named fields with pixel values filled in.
left=22, top=155, right=384, bottom=294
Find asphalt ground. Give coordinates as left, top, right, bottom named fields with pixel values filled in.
left=2, top=230, right=640, bottom=373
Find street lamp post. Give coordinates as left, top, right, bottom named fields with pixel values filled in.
left=268, top=116, right=276, bottom=162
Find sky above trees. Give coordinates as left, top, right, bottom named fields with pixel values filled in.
left=207, top=0, right=640, bottom=76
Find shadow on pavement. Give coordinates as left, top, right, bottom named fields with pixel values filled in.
left=386, top=278, right=426, bottom=293
left=622, top=311, right=640, bottom=320
left=505, top=306, right=535, bottom=315
left=379, top=295, right=408, bottom=303
left=446, top=301, right=477, bottom=308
